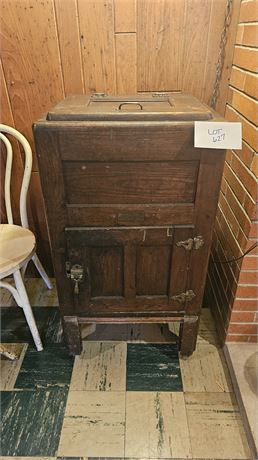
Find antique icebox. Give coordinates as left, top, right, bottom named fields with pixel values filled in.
left=34, top=93, right=225, bottom=356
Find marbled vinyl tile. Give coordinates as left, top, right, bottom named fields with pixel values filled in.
left=125, top=392, right=192, bottom=458
left=185, top=392, right=252, bottom=459
left=180, top=343, right=233, bottom=392
left=0, top=343, right=27, bottom=390
left=0, top=278, right=57, bottom=307
left=70, top=342, right=126, bottom=391
left=58, top=391, right=125, bottom=458
left=0, top=307, right=63, bottom=344
left=25, top=278, right=58, bottom=306
left=0, top=388, right=68, bottom=456
left=0, top=457, right=56, bottom=460
left=15, top=344, right=74, bottom=389
left=197, top=309, right=219, bottom=345
left=126, top=343, right=182, bottom=391
left=85, top=323, right=177, bottom=343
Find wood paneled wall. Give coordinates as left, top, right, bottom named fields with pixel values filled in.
left=0, top=0, right=240, bottom=273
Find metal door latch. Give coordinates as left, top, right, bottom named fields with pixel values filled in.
left=171, top=290, right=196, bottom=303
left=176, top=235, right=204, bottom=251
left=66, top=262, right=84, bottom=294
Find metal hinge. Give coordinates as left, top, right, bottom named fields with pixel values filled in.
left=171, top=290, right=196, bottom=303
left=66, top=262, right=84, bottom=294
left=176, top=235, right=204, bottom=251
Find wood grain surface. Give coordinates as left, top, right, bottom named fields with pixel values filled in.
left=0, top=0, right=240, bottom=270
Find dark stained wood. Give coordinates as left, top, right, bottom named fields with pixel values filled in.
left=63, top=316, right=82, bottom=356
left=63, top=161, right=198, bottom=205
left=78, top=315, right=184, bottom=323
left=67, top=204, right=195, bottom=227
left=34, top=92, right=225, bottom=356
left=169, top=227, right=193, bottom=306
left=90, top=246, right=124, bottom=297
left=136, top=245, right=171, bottom=295
left=124, top=244, right=137, bottom=298
left=186, top=150, right=226, bottom=315
left=179, top=315, right=199, bottom=357
left=33, top=127, right=74, bottom=315
left=58, top=124, right=202, bottom=162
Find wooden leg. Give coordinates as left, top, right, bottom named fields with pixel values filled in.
left=179, top=315, right=199, bottom=358
left=80, top=322, right=96, bottom=339
left=63, top=316, right=82, bottom=356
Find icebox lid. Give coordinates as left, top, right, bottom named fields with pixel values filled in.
left=47, top=93, right=213, bottom=122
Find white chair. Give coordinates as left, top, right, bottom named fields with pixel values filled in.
left=0, top=124, right=52, bottom=351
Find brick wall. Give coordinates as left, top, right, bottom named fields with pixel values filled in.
left=206, top=0, right=258, bottom=343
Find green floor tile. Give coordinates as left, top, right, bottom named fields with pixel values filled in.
left=126, top=343, right=182, bottom=391
left=0, top=388, right=68, bottom=456
left=15, top=344, right=74, bottom=389
left=0, top=306, right=63, bottom=345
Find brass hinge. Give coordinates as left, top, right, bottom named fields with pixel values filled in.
left=176, top=235, right=204, bottom=251
left=171, top=290, right=196, bottom=303
left=66, top=262, right=84, bottom=294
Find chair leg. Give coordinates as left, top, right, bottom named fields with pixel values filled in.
left=13, top=270, right=43, bottom=351
left=32, top=254, right=53, bottom=289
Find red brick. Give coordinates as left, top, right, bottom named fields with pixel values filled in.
left=219, top=192, right=240, bottom=236
left=239, top=0, right=258, bottom=23
left=226, top=334, right=258, bottom=343
left=229, top=67, right=258, bottom=99
left=230, top=88, right=258, bottom=125
left=247, top=242, right=258, bottom=254
left=249, top=222, right=258, bottom=238
left=232, top=140, right=256, bottom=169
left=236, top=284, right=258, bottom=298
left=241, top=255, right=258, bottom=269
left=220, top=176, right=227, bottom=195
left=243, top=193, right=257, bottom=220
left=233, top=46, right=258, bottom=73
left=230, top=311, right=256, bottom=322
left=233, top=298, right=258, bottom=310
left=225, top=184, right=251, bottom=236
left=226, top=149, right=233, bottom=165
left=215, top=214, right=243, bottom=261
left=245, top=72, right=258, bottom=99
left=226, top=105, right=258, bottom=151
left=231, top=151, right=258, bottom=199
left=251, top=154, right=258, bottom=177
left=228, top=323, right=258, bottom=335
left=230, top=66, right=245, bottom=91
left=236, top=24, right=258, bottom=47
left=239, top=270, right=258, bottom=284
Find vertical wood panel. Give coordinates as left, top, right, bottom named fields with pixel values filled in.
left=182, top=0, right=212, bottom=99
left=137, top=0, right=185, bottom=91
left=116, top=34, right=137, bottom=94
left=0, top=0, right=64, bottom=163
left=216, top=0, right=242, bottom=115
left=0, top=59, right=24, bottom=225
left=201, top=0, right=227, bottom=104
left=114, top=0, right=136, bottom=33
left=77, top=0, right=116, bottom=94
left=54, top=0, right=84, bottom=95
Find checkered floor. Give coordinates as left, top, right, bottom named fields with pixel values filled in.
left=0, top=279, right=253, bottom=459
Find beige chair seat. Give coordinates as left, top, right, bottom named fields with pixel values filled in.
left=0, top=224, right=36, bottom=279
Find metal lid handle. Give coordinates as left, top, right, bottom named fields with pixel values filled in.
left=118, top=102, right=143, bottom=111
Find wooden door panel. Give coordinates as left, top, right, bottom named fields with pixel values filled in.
left=66, top=226, right=193, bottom=316
left=90, top=246, right=123, bottom=297
left=136, top=246, right=171, bottom=295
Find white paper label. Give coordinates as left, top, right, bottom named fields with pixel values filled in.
left=194, top=121, right=242, bottom=149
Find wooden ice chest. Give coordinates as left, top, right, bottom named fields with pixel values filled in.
left=34, top=93, right=225, bottom=356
